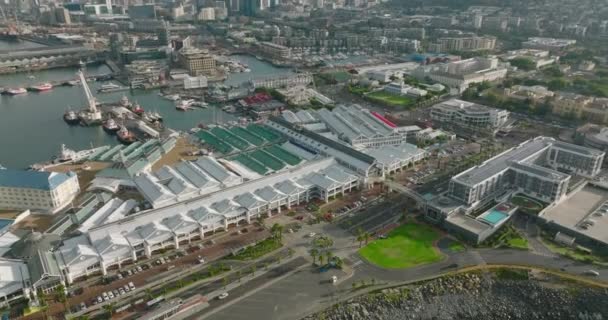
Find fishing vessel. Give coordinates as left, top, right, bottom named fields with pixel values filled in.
left=103, top=118, right=120, bottom=134
left=117, top=126, right=137, bottom=145
left=131, top=102, right=144, bottom=115
left=63, top=110, right=80, bottom=125
left=5, top=88, right=27, bottom=95
left=29, top=83, right=53, bottom=92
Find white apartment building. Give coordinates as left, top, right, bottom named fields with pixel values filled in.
left=430, top=99, right=509, bottom=131
left=0, top=169, right=80, bottom=214
left=412, top=57, right=507, bottom=93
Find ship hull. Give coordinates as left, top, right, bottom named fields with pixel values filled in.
left=103, top=126, right=120, bottom=134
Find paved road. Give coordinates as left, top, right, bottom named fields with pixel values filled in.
left=206, top=261, right=344, bottom=320
left=194, top=257, right=309, bottom=320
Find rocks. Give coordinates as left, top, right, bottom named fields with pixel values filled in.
left=304, top=274, right=608, bottom=320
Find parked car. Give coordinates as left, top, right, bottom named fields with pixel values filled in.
left=97, top=296, right=103, bottom=304
left=197, top=256, right=205, bottom=264
left=124, top=284, right=130, bottom=292
left=136, top=266, right=143, bottom=272
left=113, top=289, right=119, bottom=297
left=80, top=302, right=86, bottom=311
left=119, top=288, right=125, bottom=295
left=128, top=282, right=135, bottom=290
left=218, top=292, right=229, bottom=300
left=308, top=232, right=316, bottom=238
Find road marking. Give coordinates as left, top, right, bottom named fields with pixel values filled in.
left=352, top=260, right=363, bottom=267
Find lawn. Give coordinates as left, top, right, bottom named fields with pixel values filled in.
left=359, top=223, right=443, bottom=269
left=366, top=91, right=414, bottom=107
left=507, top=237, right=529, bottom=250
left=541, top=238, right=608, bottom=266
left=448, top=241, right=466, bottom=252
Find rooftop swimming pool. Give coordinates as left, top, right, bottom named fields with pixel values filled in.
left=480, top=210, right=509, bottom=225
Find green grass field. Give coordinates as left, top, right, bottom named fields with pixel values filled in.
left=366, top=91, right=413, bottom=107
left=359, top=223, right=443, bottom=269
left=507, top=237, right=529, bottom=250
left=448, top=241, right=466, bottom=252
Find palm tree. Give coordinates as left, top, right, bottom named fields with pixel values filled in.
left=256, top=215, right=266, bottom=229
left=103, top=302, right=116, bottom=318
left=287, top=248, right=294, bottom=258
left=250, top=265, right=256, bottom=276
left=222, top=277, right=228, bottom=289
left=237, top=270, right=242, bottom=282
left=325, top=251, right=333, bottom=265
left=356, top=228, right=364, bottom=248
left=364, top=232, right=371, bottom=245
left=318, top=253, right=324, bottom=266
left=310, top=248, right=319, bottom=265
left=270, top=223, right=284, bottom=242
left=145, top=288, right=153, bottom=300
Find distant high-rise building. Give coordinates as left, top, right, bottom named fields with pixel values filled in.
left=158, top=22, right=170, bottom=46
left=239, top=0, right=260, bottom=16
left=54, top=7, right=71, bottom=24
left=128, top=4, right=156, bottom=20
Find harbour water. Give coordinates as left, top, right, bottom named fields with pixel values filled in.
left=0, top=41, right=291, bottom=168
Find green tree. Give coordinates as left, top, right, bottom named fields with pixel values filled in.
left=287, top=248, right=295, bottom=258
left=325, top=251, right=333, bottom=265
left=256, top=215, right=266, bottom=229
left=509, top=57, right=536, bottom=71
left=270, top=223, right=284, bottom=242
left=310, top=248, right=319, bottom=265
left=363, top=232, right=371, bottom=245
left=250, top=265, right=256, bottom=276
left=356, top=228, right=364, bottom=248
left=103, top=302, right=116, bottom=317
left=548, top=78, right=568, bottom=91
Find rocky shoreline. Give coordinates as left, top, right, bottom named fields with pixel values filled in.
left=304, top=271, right=608, bottom=320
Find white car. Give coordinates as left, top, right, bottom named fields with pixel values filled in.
left=136, top=266, right=143, bottom=272
left=128, top=281, right=135, bottom=290
left=218, top=292, right=229, bottom=300
left=124, top=284, right=130, bottom=292
left=308, top=232, right=316, bottom=238
left=585, top=270, right=600, bottom=276
left=108, top=291, right=114, bottom=299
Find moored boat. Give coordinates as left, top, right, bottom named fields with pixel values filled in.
left=63, top=110, right=80, bottom=125
left=117, top=126, right=137, bottom=145
left=103, top=118, right=120, bottom=134
left=131, top=102, right=144, bottom=115
left=5, top=87, right=27, bottom=95
left=29, top=83, right=53, bottom=92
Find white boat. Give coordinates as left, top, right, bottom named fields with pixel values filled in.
left=162, top=94, right=180, bottom=101
left=5, top=87, right=27, bottom=95
left=98, top=83, right=126, bottom=93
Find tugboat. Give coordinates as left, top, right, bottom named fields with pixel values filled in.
left=153, top=111, right=163, bottom=122
left=63, top=110, right=80, bottom=125
left=131, top=102, right=144, bottom=115
left=29, top=83, right=53, bottom=92
left=116, top=126, right=137, bottom=145
left=102, top=118, right=120, bottom=134
left=5, top=87, right=27, bottom=95
left=120, top=95, right=131, bottom=108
